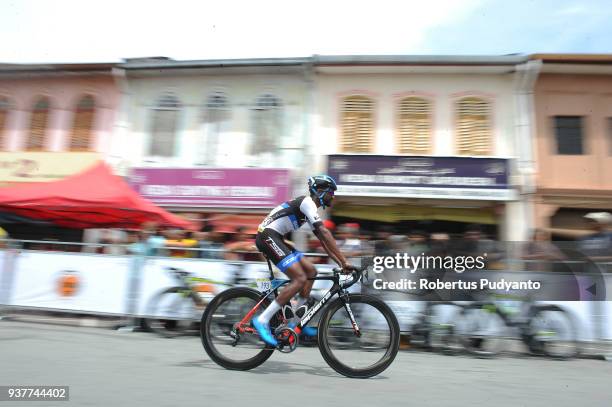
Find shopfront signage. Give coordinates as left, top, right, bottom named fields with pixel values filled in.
left=129, top=168, right=290, bottom=208
left=327, top=155, right=516, bottom=201
left=0, top=152, right=100, bottom=183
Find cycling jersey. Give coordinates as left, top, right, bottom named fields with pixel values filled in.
left=257, top=195, right=323, bottom=236
left=256, top=195, right=322, bottom=273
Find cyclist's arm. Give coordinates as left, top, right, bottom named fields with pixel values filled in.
left=313, top=224, right=349, bottom=268
left=300, top=195, right=352, bottom=270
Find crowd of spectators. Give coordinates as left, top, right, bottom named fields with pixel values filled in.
left=3, top=211, right=611, bottom=268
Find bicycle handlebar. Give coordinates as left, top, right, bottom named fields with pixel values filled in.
left=332, top=265, right=367, bottom=290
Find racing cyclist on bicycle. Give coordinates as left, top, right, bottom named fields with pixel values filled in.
left=252, top=175, right=357, bottom=346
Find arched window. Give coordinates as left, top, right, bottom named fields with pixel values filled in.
left=0, top=97, right=10, bottom=150
left=27, top=97, right=50, bottom=151
left=69, top=95, right=96, bottom=151
left=397, top=97, right=432, bottom=154
left=200, top=92, right=230, bottom=165
left=340, top=96, right=374, bottom=153
left=456, top=97, right=492, bottom=155
left=250, top=94, right=282, bottom=156
left=149, top=94, right=181, bottom=157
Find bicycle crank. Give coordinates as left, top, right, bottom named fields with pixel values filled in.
left=275, top=326, right=299, bottom=353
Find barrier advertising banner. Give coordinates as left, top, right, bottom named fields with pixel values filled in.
left=9, top=252, right=130, bottom=314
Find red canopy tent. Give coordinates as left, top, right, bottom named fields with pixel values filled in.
left=0, top=161, right=194, bottom=230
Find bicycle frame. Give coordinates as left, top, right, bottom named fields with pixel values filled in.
left=235, top=261, right=363, bottom=339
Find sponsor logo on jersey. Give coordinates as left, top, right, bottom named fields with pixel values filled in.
left=265, top=237, right=285, bottom=257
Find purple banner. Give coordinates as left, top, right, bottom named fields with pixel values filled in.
left=129, top=168, right=290, bottom=208
left=327, top=155, right=515, bottom=200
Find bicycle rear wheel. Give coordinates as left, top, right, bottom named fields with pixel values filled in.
left=201, top=287, right=275, bottom=371
left=318, top=294, right=400, bottom=378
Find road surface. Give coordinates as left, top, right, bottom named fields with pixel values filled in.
left=0, top=320, right=610, bottom=407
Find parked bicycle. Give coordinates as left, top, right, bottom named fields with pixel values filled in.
left=417, top=293, right=579, bottom=359
left=200, top=263, right=400, bottom=378
left=410, top=301, right=466, bottom=354
left=143, top=267, right=225, bottom=338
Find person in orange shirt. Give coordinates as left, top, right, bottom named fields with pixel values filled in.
left=165, top=230, right=199, bottom=258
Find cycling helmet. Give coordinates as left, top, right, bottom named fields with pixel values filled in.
left=308, top=175, right=337, bottom=208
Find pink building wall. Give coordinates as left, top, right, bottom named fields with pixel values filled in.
left=0, top=75, right=120, bottom=154
left=533, top=73, right=612, bottom=229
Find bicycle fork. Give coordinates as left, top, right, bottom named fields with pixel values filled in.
left=340, top=291, right=361, bottom=338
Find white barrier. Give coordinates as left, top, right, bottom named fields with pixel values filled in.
left=8, top=251, right=130, bottom=315
left=0, top=249, right=610, bottom=343
left=136, top=257, right=233, bottom=317
left=0, top=250, right=8, bottom=305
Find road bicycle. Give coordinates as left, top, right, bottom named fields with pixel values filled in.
left=143, top=267, right=225, bottom=338
left=410, top=301, right=466, bottom=354
left=200, top=262, right=400, bottom=378
left=451, top=295, right=579, bottom=359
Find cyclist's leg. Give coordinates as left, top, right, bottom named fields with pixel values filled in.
left=253, top=230, right=307, bottom=345
left=297, top=256, right=317, bottom=299
left=275, top=262, right=307, bottom=305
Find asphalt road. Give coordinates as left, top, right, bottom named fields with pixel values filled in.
left=1, top=320, right=611, bottom=407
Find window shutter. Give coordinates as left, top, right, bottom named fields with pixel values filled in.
left=149, top=94, right=181, bottom=157
left=27, top=98, right=50, bottom=151
left=397, top=97, right=431, bottom=154
left=456, top=97, right=492, bottom=155
left=205, top=92, right=229, bottom=123
left=250, top=94, right=282, bottom=155
left=341, top=96, right=374, bottom=153
left=69, top=96, right=95, bottom=151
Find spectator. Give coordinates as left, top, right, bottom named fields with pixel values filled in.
left=95, top=229, right=127, bottom=255
left=128, top=222, right=167, bottom=257
left=165, top=230, right=198, bottom=258
left=306, top=234, right=327, bottom=264
left=224, top=226, right=257, bottom=261
left=522, top=229, right=565, bottom=272
left=198, top=225, right=224, bottom=260
left=429, top=233, right=451, bottom=257
left=0, top=226, right=9, bottom=248
left=373, top=225, right=394, bottom=257
left=579, top=212, right=612, bottom=261
left=454, top=224, right=504, bottom=269
left=405, top=229, right=429, bottom=257
left=336, top=223, right=363, bottom=266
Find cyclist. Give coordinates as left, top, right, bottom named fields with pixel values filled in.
left=252, top=175, right=357, bottom=346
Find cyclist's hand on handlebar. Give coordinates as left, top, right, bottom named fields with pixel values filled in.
left=341, top=263, right=358, bottom=274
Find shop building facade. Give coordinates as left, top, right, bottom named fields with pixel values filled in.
left=532, top=54, right=612, bottom=237
left=309, top=55, right=535, bottom=240
left=112, top=57, right=311, bottom=226
left=0, top=63, right=120, bottom=183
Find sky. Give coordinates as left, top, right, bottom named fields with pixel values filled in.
left=1, top=0, right=611, bottom=63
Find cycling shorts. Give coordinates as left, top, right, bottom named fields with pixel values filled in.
left=255, top=228, right=303, bottom=273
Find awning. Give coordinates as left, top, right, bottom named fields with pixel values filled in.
left=206, top=214, right=262, bottom=234
left=0, top=162, right=195, bottom=230
left=331, top=203, right=497, bottom=224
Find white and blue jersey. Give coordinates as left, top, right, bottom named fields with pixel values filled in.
left=256, top=195, right=323, bottom=272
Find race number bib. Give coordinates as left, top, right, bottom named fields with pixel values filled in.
left=256, top=278, right=272, bottom=292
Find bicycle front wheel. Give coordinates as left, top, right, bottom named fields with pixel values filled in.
left=143, top=287, right=202, bottom=338
left=318, top=294, right=400, bottom=378
left=528, top=305, right=578, bottom=359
